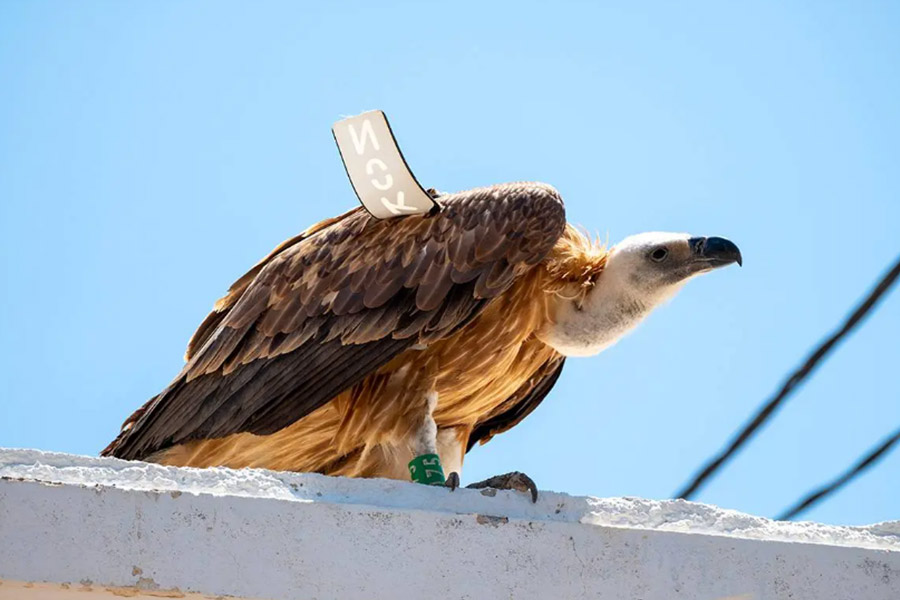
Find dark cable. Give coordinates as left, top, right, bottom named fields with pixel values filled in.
left=776, top=425, right=900, bottom=520
left=675, top=254, right=900, bottom=500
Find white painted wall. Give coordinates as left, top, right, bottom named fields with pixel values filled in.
left=1, top=448, right=898, bottom=600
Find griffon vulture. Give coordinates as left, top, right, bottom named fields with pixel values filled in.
left=103, top=182, right=741, bottom=500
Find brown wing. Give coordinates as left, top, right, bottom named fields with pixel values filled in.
left=183, top=208, right=360, bottom=362
left=103, top=182, right=566, bottom=461
left=467, top=356, right=565, bottom=452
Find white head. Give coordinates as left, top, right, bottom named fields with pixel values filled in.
left=537, top=232, right=741, bottom=357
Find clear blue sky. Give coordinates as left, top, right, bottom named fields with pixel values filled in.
left=1, top=2, right=898, bottom=526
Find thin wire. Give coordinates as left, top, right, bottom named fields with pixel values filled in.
left=777, top=425, right=900, bottom=520
left=675, top=253, right=900, bottom=500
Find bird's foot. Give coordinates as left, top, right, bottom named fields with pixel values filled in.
left=466, top=471, right=538, bottom=503
left=444, top=471, right=460, bottom=491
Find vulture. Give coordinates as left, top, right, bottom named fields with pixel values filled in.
left=103, top=182, right=741, bottom=501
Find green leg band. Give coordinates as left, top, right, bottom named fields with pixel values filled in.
left=408, top=453, right=446, bottom=485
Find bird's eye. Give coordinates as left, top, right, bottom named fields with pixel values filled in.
left=650, top=247, right=669, bottom=262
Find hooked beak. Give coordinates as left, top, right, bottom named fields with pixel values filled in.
left=688, top=236, right=742, bottom=268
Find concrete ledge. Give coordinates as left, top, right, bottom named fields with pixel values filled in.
left=1, top=449, right=898, bottom=599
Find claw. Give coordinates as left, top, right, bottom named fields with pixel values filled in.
left=466, top=471, right=539, bottom=503
left=444, top=471, right=460, bottom=492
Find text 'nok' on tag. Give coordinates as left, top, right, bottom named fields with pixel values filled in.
left=332, top=110, right=438, bottom=219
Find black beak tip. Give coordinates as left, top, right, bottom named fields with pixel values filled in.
left=692, top=236, right=742, bottom=268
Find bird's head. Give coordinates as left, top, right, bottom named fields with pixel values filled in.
left=538, top=232, right=741, bottom=357
left=604, top=231, right=742, bottom=293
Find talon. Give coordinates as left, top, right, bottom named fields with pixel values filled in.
left=445, top=471, right=460, bottom=491
left=512, top=471, right=539, bottom=503
left=466, top=471, right=539, bottom=503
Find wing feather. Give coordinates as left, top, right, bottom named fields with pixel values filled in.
left=103, top=182, right=566, bottom=460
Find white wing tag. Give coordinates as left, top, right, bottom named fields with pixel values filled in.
left=332, top=110, right=438, bottom=219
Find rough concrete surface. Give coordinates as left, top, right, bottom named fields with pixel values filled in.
left=1, top=448, right=898, bottom=599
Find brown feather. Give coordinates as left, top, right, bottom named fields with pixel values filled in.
left=145, top=224, right=607, bottom=478
left=102, top=182, right=569, bottom=462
